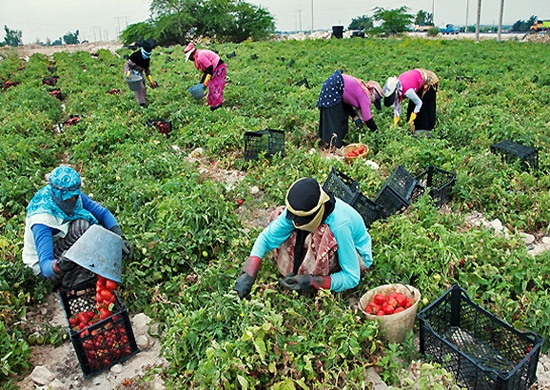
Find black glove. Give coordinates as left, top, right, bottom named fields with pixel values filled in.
left=234, top=273, right=255, bottom=299
left=279, top=274, right=313, bottom=293
left=56, top=256, right=76, bottom=273
left=365, top=118, right=377, bottom=132
left=233, top=256, right=261, bottom=299
left=109, top=225, right=132, bottom=260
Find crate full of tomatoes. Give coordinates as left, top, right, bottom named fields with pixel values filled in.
left=58, top=276, right=139, bottom=377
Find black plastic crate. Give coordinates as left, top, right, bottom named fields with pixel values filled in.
left=490, top=140, right=538, bottom=172
left=244, top=129, right=285, bottom=160
left=322, top=167, right=361, bottom=205
left=415, top=166, right=456, bottom=207
left=386, top=165, right=419, bottom=201
left=373, top=184, right=410, bottom=219
left=353, top=193, right=383, bottom=228
left=59, top=282, right=139, bottom=377
left=418, top=284, right=543, bottom=390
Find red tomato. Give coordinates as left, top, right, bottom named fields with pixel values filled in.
left=77, top=312, right=89, bottom=325
left=387, top=297, right=398, bottom=309
left=100, top=289, right=113, bottom=301
left=395, top=294, right=408, bottom=308
left=105, top=280, right=118, bottom=292
left=69, top=316, right=78, bottom=327
left=100, top=307, right=112, bottom=320
left=382, top=304, right=395, bottom=315
left=376, top=309, right=386, bottom=316
left=373, top=293, right=386, bottom=305
left=394, top=307, right=405, bottom=314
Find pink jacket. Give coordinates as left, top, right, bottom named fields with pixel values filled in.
left=342, top=74, right=373, bottom=121
left=194, top=50, right=221, bottom=72
left=398, top=69, right=424, bottom=101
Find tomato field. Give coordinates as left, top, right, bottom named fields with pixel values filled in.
left=1, top=36, right=550, bottom=388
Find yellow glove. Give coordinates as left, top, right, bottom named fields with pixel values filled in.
left=203, top=74, right=211, bottom=87
left=125, top=70, right=131, bottom=77
left=408, top=112, right=417, bottom=124
left=147, top=75, right=154, bottom=84
left=392, top=116, right=400, bottom=128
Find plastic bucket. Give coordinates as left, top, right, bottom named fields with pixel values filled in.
left=189, top=83, right=205, bottom=100
left=359, top=283, right=421, bottom=343
left=125, top=74, right=143, bottom=91
left=63, top=224, right=123, bottom=282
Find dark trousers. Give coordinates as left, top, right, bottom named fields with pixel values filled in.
left=406, top=88, right=437, bottom=130
left=318, top=102, right=355, bottom=148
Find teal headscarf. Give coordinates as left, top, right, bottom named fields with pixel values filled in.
left=27, top=166, right=97, bottom=224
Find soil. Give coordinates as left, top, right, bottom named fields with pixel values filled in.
left=8, top=40, right=550, bottom=390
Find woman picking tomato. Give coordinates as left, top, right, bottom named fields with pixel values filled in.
left=124, top=38, right=158, bottom=108
left=382, top=68, right=439, bottom=133
left=22, top=166, right=131, bottom=289
left=317, top=70, right=383, bottom=148
left=184, top=42, right=227, bottom=111
left=234, top=177, right=373, bottom=299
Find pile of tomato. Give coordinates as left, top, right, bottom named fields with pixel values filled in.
left=68, top=275, right=118, bottom=331
left=364, top=291, right=415, bottom=316
left=345, top=146, right=366, bottom=158
left=67, top=276, right=134, bottom=370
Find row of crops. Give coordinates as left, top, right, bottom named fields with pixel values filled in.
left=1, top=37, right=549, bottom=388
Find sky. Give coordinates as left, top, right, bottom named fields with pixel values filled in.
left=1, top=0, right=550, bottom=44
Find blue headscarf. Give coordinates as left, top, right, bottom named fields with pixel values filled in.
left=27, top=166, right=97, bottom=224
left=316, top=70, right=344, bottom=108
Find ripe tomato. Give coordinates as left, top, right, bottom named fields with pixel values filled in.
left=373, top=293, right=386, bottom=305
left=387, top=297, right=398, bottom=309
left=100, top=308, right=112, bottom=320
left=100, top=289, right=113, bottom=301
left=69, top=316, right=78, bottom=327
left=395, top=294, right=408, bottom=308
left=105, top=280, right=118, bottom=292
left=394, top=307, right=405, bottom=314
left=376, top=309, right=386, bottom=316
left=77, top=312, right=89, bottom=325
left=382, top=304, right=394, bottom=315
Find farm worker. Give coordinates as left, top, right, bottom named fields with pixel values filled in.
left=233, top=177, right=372, bottom=299
left=124, top=39, right=158, bottom=107
left=184, top=42, right=227, bottom=111
left=22, top=166, right=131, bottom=289
left=317, top=69, right=383, bottom=148
left=382, top=68, right=439, bottom=132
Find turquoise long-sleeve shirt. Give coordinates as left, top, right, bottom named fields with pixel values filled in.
left=250, top=199, right=372, bottom=292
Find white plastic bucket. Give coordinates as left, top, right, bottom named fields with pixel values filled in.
left=359, top=283, right=421, bottom=343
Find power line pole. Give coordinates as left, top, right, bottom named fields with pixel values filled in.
left=465, top=0, right=470, bottom=32
left=299, top=10, right=302, bottom=32
left=310, top=0, right=314, bottom=34
left=475, top=0, right=481, bottom=43
left=497, top=0, right=504, bottom=41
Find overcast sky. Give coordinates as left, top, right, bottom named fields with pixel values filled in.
left=1, top=0, right=549, bottom=44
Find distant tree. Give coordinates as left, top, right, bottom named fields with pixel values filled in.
left=415, top=10, right=433, bottom=26
left=348, top=15, right=374, bottom=31
left=127, top=0, right=275, bottom=45
left=511, top=19, right=528, bottom=32
left=63, top=30, right=80, bottom=45
left=373, top=6, right=414, bottom=34
left=52, top=38, right=63, bottom=46
left=3, top=25, right=22, bottom=46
